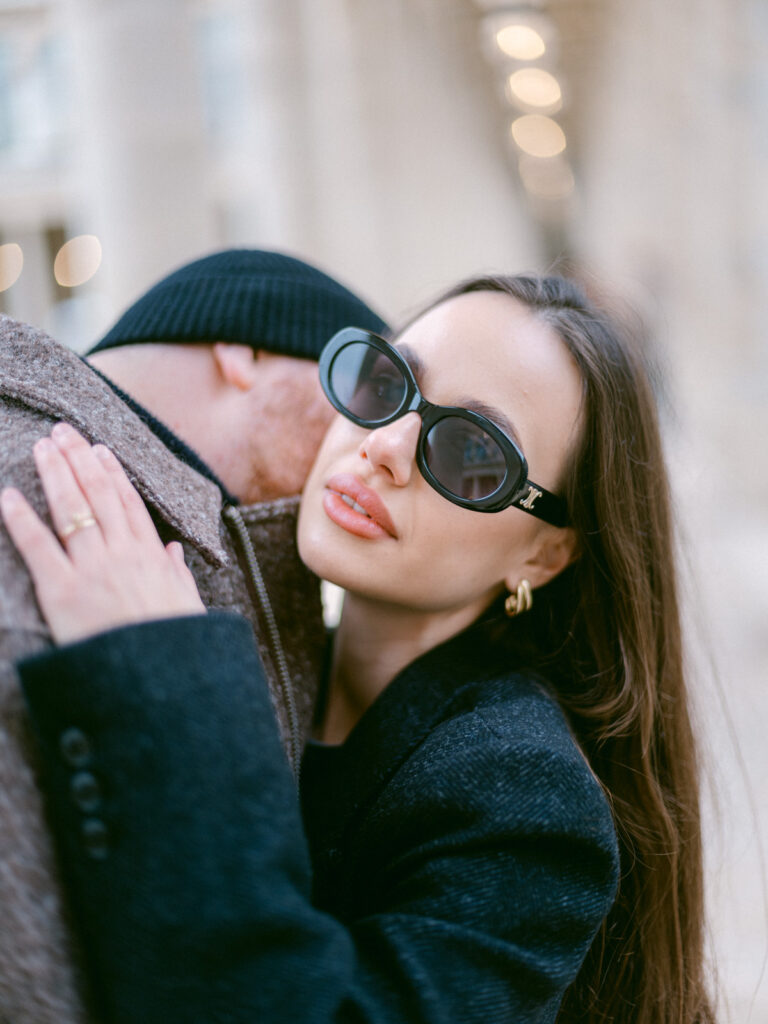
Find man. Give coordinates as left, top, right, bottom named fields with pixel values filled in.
left=0, top=249, right=387, bottom=1024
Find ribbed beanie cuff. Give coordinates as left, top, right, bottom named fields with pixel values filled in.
left=89, top=250, right=388, bottom=360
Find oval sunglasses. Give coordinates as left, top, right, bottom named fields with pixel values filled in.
left=318, top=328, right=568, bottom=527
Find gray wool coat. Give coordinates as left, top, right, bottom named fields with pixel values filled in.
left=0, top=314, right=326, bottom=1024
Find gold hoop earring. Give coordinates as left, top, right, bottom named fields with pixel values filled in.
left=504, top=579, right=533, bottom=618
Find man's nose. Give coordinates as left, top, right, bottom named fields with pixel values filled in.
left=359, top=412, right=421, bottom=486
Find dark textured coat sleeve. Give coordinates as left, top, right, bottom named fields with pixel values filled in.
left=19, top=612, right=618, bottom=1024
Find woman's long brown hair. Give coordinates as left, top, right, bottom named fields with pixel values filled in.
left=436, top=275, right=715, bottom=1023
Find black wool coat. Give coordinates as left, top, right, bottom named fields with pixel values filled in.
left=19, top=608, right=619, bottom=1024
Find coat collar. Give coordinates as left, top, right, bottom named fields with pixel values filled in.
left=0, top=314, right=228, bottom=564
left=300, top=600, right=523, bottom=847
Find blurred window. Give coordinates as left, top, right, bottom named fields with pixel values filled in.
left=0, top=22, right=66, bottom=168
left=0, top=39, right=11, bottom=150
left=196, top=8, right=247, bottom=147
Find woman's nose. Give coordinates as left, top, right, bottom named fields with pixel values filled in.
left=359, top=412, right=421, bottom=486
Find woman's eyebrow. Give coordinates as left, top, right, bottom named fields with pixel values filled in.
left=458, top=398, right=523, bottom=449
left=395, top=343, right=426, bottom=382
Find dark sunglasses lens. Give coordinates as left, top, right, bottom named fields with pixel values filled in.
left=424, top=417, right=514, bottom=501
left=330, top=342, right=407, bottom=423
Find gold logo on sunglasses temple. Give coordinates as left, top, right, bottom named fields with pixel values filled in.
left=520, top=486, right=543, bottom=510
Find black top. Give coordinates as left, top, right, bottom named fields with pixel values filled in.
left=19, top=607, right=619, bottom=1024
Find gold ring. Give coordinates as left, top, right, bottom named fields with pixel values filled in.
left=59, top=510, right=98, bottom=540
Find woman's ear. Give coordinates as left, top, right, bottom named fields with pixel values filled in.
left=212, top=343, right=259, bottom=392
left=505, top=526, right=580, bottom=592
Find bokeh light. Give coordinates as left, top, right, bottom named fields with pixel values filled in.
left=495, top=24, right=546, bottom=61
left=54, top=235, right=103, bottom=288
left=518, top=154, right=575, bottom=199
left=508, top=68, right=562, bottom=111
left=510, top=115, right=566, bottom=158
left=0, top=243, right=24, bottom=293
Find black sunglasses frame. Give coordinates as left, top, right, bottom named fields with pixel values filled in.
left=319, top=328, right=568, bottom=527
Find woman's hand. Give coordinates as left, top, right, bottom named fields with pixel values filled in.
left=0, top=423, right=205, bottom=646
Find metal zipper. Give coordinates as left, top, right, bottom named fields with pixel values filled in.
left=222, top=504, right=301, bottom=776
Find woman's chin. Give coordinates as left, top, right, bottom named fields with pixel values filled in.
left=297, top=513, right=341, bottom=583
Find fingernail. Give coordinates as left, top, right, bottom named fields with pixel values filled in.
left=34, top=437, right=55, bottom=456
left=52, top=423, right=80, bottom=445
left=93, top=445, right=112, bottom=462
left=0, top=487, right=21, bottom=509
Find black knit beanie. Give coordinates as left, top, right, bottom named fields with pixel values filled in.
left=89, top=249, right=388, bottom=359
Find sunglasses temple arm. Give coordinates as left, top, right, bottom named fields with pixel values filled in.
left=510, top=481, right=569, bottom=528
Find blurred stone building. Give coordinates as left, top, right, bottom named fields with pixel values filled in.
left=0, top=0, right=765, bottom=1019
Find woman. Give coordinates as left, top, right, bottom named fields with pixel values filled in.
left=1, top=274, right=714, bottom=1023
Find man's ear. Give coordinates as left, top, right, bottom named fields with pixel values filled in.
left=504, top=526, right=580, bottom=593
left=212, top=343, right=259, bottom=392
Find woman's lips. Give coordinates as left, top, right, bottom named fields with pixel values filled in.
left=323, top=473, right=398, bottom=540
